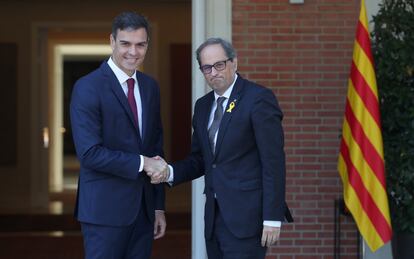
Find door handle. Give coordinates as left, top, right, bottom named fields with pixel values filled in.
left=43, top=127, right=49, bottom=148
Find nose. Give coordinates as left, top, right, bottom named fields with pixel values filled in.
left=129, top=46, right=137, bottom=56
left=211, top=66, right=219, bottom=76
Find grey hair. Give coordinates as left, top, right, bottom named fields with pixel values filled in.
left=196, top=37, right=237, bottom=66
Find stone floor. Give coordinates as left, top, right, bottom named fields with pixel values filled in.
left=0, top=182, right=192, bottom=259
left=0, top=211, right=191, bottom=259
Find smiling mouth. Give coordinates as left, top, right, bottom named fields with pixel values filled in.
left=125, top=58, right=139, bottom=64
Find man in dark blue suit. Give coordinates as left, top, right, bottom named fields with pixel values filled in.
left=70, top=12, right=168, bottom=259
left=149, top=38, right=292, bottom=258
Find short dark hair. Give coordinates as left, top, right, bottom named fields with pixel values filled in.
left=111, top=11, right=150, bottom=40
left=196, top=37, right=237, bottom=66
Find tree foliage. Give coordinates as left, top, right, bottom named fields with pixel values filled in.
left=372, top=0, right=414, bottom=233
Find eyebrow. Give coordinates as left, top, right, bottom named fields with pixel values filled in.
left=201, top=58, right=229, bottom=66
left=119, top=40, right=148, bottom=45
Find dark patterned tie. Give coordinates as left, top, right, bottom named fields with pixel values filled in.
left=126, top=78, right=138, bottom=127
left=208, top=97, right=226, bottom=153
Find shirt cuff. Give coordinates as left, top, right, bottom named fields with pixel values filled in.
left=167, top=165, right=174, bottom=184
left=263, top=221, right=281, bottom=227
left=138, top=155, right=144, bottom=172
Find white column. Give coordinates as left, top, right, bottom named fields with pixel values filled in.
left=191, top=0, right=207, bottom=258
left=206, top=0, right=232, bottom=40
left=192, top=0, right=232, bottom=258
left=363, top=0, right=393, bottom=258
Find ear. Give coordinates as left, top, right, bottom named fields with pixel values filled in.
left=232, top=57, right=238, bottom=71
left=110, top=34, right=115, bottom=51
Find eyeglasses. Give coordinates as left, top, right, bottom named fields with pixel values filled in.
left=199, top=58, right=232, bottom=74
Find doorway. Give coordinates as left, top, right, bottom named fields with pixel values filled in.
left=49, top=44, right=111, bottom=193
left=62, top=58, right=105, bottom=190
left=45, top=42, right=111, bottom=210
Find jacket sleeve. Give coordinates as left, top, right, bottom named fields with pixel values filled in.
left=171, top=101, right=205, bottom=185
left=251, top=88, right=287, bottom=221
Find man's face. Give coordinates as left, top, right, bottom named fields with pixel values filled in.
left=110, top=28, right=148, bottom=76
left=199, top=44, right=237, bottom=95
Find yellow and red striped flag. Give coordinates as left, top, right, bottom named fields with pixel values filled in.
left=338, top=0, right=392, bottom=252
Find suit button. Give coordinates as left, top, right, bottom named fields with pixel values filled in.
left=212, top=164, right=216, bottom=168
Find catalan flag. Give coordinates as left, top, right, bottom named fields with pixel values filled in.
left=338, top=0, right=392, bottom=252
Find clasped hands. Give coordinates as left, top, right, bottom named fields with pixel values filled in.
left=143, top=156, right=170, bottom=184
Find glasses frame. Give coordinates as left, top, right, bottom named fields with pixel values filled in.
left=199, top=58, right=232, bottom=74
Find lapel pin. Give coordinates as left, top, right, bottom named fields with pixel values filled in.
left=226, top=99, right=237, bottom=113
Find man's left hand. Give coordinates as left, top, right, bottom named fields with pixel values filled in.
left=261, top=225, right=281, bottom=247
left=154, top=210, right=166, bottom=239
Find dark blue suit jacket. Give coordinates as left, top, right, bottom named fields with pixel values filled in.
left=70, top=61, right=165, bottom=227
left=173, top=75, right=291, bottom=239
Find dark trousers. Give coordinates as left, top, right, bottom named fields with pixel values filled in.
left=81, top=204, right=153, bottom=259
left=206, top=201, right=266, bottom=259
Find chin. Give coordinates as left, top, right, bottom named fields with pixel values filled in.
left=124, top=65, right=137, bottom=71
left=211, top=86, right=224, bottom=93
left=213, top=83, right=226, bottom=89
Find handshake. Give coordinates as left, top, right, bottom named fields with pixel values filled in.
left=143, top=156, right=170, bottom=184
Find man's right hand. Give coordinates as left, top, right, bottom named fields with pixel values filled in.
left=143, top=156, right=169, bottom=184
left=261, top=225, right=281, bottom=247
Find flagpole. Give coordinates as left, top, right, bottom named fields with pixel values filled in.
left=363, top=239, right=393, bottom=259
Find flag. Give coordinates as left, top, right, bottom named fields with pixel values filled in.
left=338, top=0, right=392, bottom=252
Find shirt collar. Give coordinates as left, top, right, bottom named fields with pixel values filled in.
left=214, top=74, right=238, bottom=101
left=107, top=57, right=137, bottom=84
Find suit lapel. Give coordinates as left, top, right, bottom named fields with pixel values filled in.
left=103, top=63, right=142, bottom=144
left=214, top=77, right=244, bottom=158
left=137, top=71, right=149, bottom=145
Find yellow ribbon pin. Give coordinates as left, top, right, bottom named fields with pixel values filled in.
left=226, top=101, right=236, bottom=113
